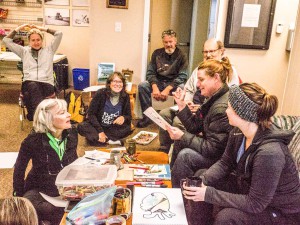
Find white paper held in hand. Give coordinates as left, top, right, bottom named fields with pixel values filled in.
left=143, top=107, right=170, bottom=130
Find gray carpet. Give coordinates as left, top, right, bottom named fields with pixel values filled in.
left=0, top=84, right=160, bottom=199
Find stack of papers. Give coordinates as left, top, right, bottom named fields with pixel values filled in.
left=133, top=164, right=171, bottom=180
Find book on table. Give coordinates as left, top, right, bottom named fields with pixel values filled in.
left=132, top=187, right=188, bottom=225
left=133, top=164, right=171, bottom=180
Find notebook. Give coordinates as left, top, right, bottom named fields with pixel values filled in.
left=132, top=187, right=188, bottom=225
left=133, top=164, right=171, bottom=180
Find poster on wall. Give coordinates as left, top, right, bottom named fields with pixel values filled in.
left=98, top=63, right=115, bottom=83
left=45, top=8, right=70, bottom=26
left=72, top=9, right=89, bottom=26
left=45, top=0, right=69, bottom=6
left=72, top=0, right=89, bottom=7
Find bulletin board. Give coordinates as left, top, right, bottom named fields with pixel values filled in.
left=224, top=0, right=277, bottom=50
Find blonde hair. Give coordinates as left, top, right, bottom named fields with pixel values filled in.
left=0, top=197, right=38, bottom=225
left=27, top=28, right=43, bottom=40
left=33, top=98, right=67, bottom=133
left=198, top=57, right=232, bottom=83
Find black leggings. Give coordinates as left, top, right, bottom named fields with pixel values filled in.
left=22, top=81, right=55, bottom=120
left=23, top=189, right=64, bottom=225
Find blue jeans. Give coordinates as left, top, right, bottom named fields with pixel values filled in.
left=138, top=81, right=180, bottom=112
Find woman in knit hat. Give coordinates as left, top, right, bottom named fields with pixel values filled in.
left=181, top=83, right=300, bottom=225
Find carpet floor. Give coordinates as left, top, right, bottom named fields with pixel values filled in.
left=0, top=84, right=160, bottom=199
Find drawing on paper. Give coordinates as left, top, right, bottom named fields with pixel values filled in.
left=140, top=192, right=176, bottom=220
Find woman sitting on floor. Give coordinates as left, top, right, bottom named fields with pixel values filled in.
left=13, top=98, right=78, bottom=225
left=181, top=83, right=300, bottom=225
left=78, top=72, right=132, bottom=146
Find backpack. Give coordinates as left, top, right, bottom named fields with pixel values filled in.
left=65, top=91, right=86, bottom=123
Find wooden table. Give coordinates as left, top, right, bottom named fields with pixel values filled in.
left=59, top=150, right=170, bottom=225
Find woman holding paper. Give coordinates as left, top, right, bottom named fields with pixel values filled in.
left=78, top=72, right=132, bottom=146
left=13, top=98, right=78, bottom=225
left=181, top=83, right=300, bottom=225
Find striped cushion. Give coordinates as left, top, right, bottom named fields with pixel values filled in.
left=289, top=120, right=300, bottom=171
left=271, top=115, right=300, bottom=130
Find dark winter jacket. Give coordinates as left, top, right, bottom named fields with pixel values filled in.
left=13, top=127, right=78, bottom=197
left=176, top=84, right=232, bottom=161
left=86, top=88, right=132, bottom=133
left=146, top=47, right=188, bottom=88
left=203, top=126, right=300, bottom=214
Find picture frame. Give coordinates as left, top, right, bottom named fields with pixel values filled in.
left=44, top=8, right=70, bottom=26
left=72, top=9, right=89, bottom=27
left=98, top=63, right=115, bottom=83
left=122, top=68, right=133, bottom=82
left=106, top=0, right=128, bottom=9
left=45, top=0, right=69, bottom=6
left=224, top=0, right=277, bottom=50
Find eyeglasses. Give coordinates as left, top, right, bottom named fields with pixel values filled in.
left=161, top=30, right=176, bottom=38
left=111, top=80, right=123, bottom=84
left=202, top=48, right=220, bottom=55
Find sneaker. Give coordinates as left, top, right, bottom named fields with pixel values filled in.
left=136, top=117, right=152, bottom=128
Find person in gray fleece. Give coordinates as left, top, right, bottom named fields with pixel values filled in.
left=3, top=24, right=62, bottom=121
left=181, top=83, right=300, bottom=225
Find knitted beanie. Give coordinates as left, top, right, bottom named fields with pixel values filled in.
left=228, top=85, right=259, bottom=123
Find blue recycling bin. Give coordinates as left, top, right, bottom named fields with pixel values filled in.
left=72, top=68, right=90, bottom=90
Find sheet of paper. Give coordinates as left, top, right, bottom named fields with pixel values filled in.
left=116, top=164, right=134, bottom=181
left=0, top=152, right=18, bottom=168
left=84, top=150, right=110, bottom=159
left=143, top=107, right=170, bottom=130
left=241, top=4, right=261, bottom=28
left=132, top=187, right=188, bottom=225
left=108, top=140, right=122, bottom=145
left=39, top=192, right=68, bottom=208
left=82, top=85, right=105, bottom=92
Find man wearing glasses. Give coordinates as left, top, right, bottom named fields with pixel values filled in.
left=137, top=29, right=188, bottom=128
left=158, top=38, right=240, bottom=153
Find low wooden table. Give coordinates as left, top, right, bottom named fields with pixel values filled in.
left=59, top=150, right=170, bottom=225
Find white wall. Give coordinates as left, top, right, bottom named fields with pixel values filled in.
left=218, top=0, right=299, bottom=114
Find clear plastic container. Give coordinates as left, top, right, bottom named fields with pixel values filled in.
left=55, top=164, right=117, bottom=200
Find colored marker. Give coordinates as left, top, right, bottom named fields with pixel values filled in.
left=126, top=181, right=164, bottom=185
left=141, top=184, right=168, bottom=188
left=129, top=166, right=149, bottom=170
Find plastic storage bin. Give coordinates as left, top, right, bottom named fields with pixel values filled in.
left=55, top=164, right=117, bottom=200
left=73, top=68, right=90, bottom=90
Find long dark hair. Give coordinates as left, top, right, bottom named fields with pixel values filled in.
left=105, top=71, right=127, bottom=98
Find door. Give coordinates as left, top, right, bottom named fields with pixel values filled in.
left=148, top=0, right=217, bottom=75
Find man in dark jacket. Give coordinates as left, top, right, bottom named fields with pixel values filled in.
left=166, top=58, right=233, bottom=188
left=137, top=29, right=188, bottom=128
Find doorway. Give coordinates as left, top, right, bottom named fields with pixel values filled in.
left=148, top=0, right=219, bottom=75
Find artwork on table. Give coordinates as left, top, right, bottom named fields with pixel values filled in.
left=72, top=0, right=89, bottom=7
left=98, top=63, right=115, bottom=83
left=106, top=0, right=128, bottom=9
left=132, top=187, right=188, bottom=225
left=45, top=8, right=70, bottom=26
left=45, top=0, right=69, bottom=6
left=72, top=10, right=89, bottom=26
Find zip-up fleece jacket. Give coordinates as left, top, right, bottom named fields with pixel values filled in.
left=203, top=126, right=300, bottom=214
left=3, top=31, right=63, bottom=86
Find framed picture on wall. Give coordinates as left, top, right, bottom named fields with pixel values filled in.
left=106, top=0, right=128, bottom=9
left=72, top=9, right=89, bottom=26
left=72, top=0, right=89, bottom=7
left=98, top=63, right=115, bottom=83
left=44, top=8, right=70, bottom=26
left=45, top=0, right=69, bottom=6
